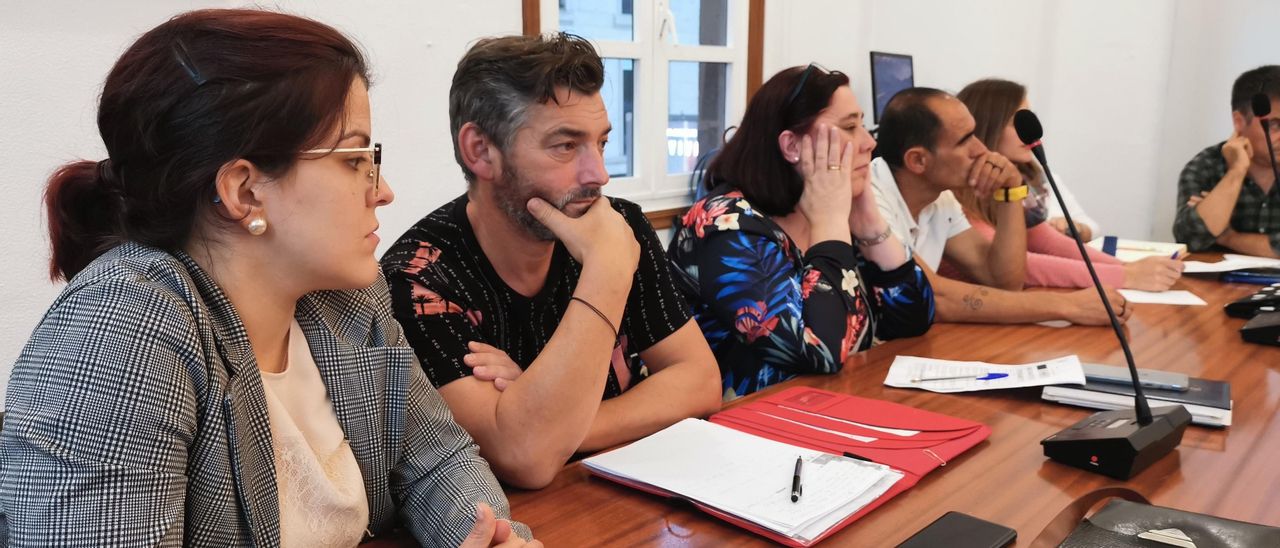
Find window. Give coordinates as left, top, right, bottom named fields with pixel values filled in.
left=536, top=0, right=751, bottom=211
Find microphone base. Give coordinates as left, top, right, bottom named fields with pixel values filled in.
left=1041, top=405, right=1192, bottom=480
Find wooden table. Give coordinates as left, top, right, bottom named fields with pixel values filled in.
left=506, top=273, right=1280, bottom=546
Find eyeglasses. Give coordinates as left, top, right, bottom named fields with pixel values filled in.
left=300, top=142, right=383, bottom=193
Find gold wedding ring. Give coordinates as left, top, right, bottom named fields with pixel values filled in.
left=827, top=165, right=841, bottom=171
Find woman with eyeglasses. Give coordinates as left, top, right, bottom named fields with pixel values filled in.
left=668, top=65, right=934, bottom=399
left=949, top=79, right=1183, bottom=291
left=0, top=9, right=537, bottom=547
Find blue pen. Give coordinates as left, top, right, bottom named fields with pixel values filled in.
left=910, top=372, right=1009, bottom=383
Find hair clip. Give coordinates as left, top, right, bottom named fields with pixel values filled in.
left=171, top=40, right=208, bottom=86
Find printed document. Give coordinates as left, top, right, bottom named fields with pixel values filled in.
left=884, top=355, right=1085, bottom=393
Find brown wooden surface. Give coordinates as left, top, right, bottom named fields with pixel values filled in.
left=643, top=207, right=686, bottom=230
left=506, top=269, right=1280, bottom=546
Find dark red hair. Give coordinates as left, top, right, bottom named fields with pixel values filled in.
left=45, top=9, right=369, bottom=280
left=705, top=65, right=850, bottom=216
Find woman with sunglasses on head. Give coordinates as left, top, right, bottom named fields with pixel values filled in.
left=950, top=79, right=1182, bottom=291
left=668, top=65, right=934, bottom=399
left=0, top=9, right=537, bottom=547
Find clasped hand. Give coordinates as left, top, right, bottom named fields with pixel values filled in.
left=967, top=151, right=1022, bottom=198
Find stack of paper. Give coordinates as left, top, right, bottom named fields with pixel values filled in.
left=1042, top=377, right=1232, bottom=427
left=883, top=355, right=1086, bottom=393
left=1183, top=253, right=1280, bottom=274
left=582, top=418, right=903, bottom=544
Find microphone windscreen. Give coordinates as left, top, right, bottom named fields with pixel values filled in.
left=1252, top=93, right=1272, bottom=117
left=1013, top=109, right=1044, bottom=145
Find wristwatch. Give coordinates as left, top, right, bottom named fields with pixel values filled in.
left=992, top=185, right=1029, bottom=202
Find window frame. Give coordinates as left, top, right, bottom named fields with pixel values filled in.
left=524, top=0, right=764, bottom=217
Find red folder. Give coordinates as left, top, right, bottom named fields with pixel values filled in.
left=587, top=387, right=989, bottom=546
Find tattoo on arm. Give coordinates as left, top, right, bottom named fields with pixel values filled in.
left=961, top=288, right=989, bottom=311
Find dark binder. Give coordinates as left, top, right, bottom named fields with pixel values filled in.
left=1072, top=376, right=1230, bottom=411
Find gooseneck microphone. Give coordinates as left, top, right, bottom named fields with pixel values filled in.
left=1251, top=93, right=1280, bottom=187
left=1015, top=110, right=1191, bottom=480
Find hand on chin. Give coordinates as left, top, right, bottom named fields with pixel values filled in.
left=563, top=198, right=597, bottom=218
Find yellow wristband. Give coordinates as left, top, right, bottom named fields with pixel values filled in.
left=992, top=185, right=1029, bottom=202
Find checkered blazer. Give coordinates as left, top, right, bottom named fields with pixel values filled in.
left=1, top=242, right=528, bottom=546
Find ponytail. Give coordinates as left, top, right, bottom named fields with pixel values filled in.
left=44, top=159, right=124, bottom=281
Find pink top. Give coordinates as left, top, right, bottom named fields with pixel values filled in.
left=939, top=221, right=1124, bottom=289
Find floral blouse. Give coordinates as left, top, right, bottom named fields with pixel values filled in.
left=668, top=187, right=935, bottom=398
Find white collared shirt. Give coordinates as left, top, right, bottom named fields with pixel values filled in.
left=869, top=157, right=970, bottom=271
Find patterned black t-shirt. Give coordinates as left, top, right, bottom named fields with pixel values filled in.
left=380, top=194, right=692, bottom=400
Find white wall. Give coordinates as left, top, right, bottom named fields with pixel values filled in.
left=764, top=0, right=1180, bottom=241
left=0, top=1, right=520, bottom=405
left=3, top=0, right=1276, bottom=404
left=1154, top=0, right=1280, bottom=241
left=1039, top=1, right=1177, bottom=241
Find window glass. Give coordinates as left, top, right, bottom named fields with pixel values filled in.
left=602, top=58, right=636, bottom=177
left=669, top=0, right=729, bottom=46
left=560, top=0, right=634, bottom=42
left=668, top=61, right=728, bottom=174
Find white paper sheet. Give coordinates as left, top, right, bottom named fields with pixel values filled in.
left=582, top=418, right=903, bottom=540
left=884, top=355, right=1086, bottom=393
left=1036, top=320, right=1072, bottom=328
left=1086, top=238, right=1186, bottom=262
left=1117, top=289, right=1207, bottom=306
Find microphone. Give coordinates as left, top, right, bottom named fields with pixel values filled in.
left=1015, top=110, right=1192, bottom=480
left=1251, top=93, right=1280, bottom=187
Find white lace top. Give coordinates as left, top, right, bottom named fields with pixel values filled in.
left=260, top=319, right=370, bottom=548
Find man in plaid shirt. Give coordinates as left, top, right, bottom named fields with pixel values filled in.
left=1174, top=65, right=1280, bottom=258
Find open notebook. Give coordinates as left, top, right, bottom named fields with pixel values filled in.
left=583, top=387, right=990, bottom=546
left=584, top=418, right=902, bottom=544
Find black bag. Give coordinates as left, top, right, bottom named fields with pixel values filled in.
left=1033, top=488, right=1280, bottom=548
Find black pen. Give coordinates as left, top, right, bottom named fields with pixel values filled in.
left=790, top=456, right=803, bottom=502
left=843, top=451, right=872, bottom=462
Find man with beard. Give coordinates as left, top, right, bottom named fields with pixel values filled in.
left=381, top=33, right=721, bottom=489
left=1173, top=65, right=1280, bottom=258
left=870, top=87, right=1130, bottom=325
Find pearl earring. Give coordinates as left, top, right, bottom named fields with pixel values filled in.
left=247, top=217, right=267, bottom=236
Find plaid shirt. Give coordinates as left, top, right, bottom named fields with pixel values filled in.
left=1173, top=142, right=1280, bottom=253
left=1, top=242, right=527, bottom=547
